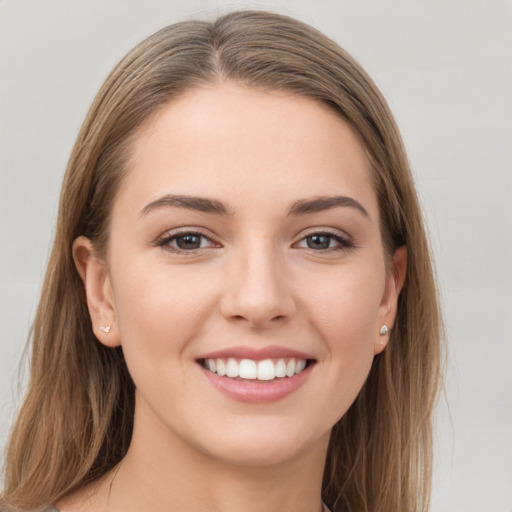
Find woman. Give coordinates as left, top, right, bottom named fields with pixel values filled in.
left=0, top=10, right=442, bottom=512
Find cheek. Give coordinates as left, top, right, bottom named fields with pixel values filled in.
left=110, top=256, right=219, bottom=368
left=302, top=266, right=382, bottom=378
left=309, top=266, right=381, bottom=334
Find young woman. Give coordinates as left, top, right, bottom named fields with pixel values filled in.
left=0, top=10, right=442, bottom=512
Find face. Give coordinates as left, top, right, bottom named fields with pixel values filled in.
left=76, top=83, right=403, bottom=468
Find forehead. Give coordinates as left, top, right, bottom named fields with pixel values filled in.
left=117, top=83, right=378, bottom=217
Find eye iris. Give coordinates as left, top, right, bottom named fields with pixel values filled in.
left=307, top=234, right=331, bottom=250
left=176, top=234, right=202, bottom=250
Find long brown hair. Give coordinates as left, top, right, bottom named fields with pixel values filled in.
left=1, top=11, right=443, bottom=512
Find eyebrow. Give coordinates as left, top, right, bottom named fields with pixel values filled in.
left=140, top=193, right=368, bottom=218
left=288, top=196, right=369, bottom=218
left=141, top=194, right=232, bottom=216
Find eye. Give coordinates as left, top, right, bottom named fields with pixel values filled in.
left=295, top=232, right=353, bottom=251
left=156, top=231, right=219, bottom=252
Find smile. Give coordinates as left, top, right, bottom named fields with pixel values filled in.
left=201, top=357, right=308, bottom=381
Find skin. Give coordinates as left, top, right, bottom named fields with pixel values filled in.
left=69, top=83, right=406, bottom=512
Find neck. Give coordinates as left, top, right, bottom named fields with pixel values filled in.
left=109, top=403, right=330, bottom=512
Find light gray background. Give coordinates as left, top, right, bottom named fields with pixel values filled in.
left=1, top=1, right=511, bottom=510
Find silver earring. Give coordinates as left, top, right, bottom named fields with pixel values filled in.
left=379, top=324, right=389, bottom=336
left=100, top=325, right=111, bottom=334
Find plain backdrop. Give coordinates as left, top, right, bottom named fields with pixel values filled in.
left=1, top=1, right=511, bottom=510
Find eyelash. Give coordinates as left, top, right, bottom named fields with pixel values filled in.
left=155, top=229, right=218, bottom=254
left=294, top=230, right=354, bottom=252
left=155, top=229, right=354, bottom=254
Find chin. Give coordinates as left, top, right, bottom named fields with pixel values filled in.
left=192, top=416, right=330, bottom=468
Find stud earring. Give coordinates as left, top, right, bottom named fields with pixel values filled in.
left=99, top=325, right=111, bottom=334
left=379, top=324, right=389, bottom=336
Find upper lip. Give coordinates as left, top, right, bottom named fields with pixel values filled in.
left=196, top=345, right=315, bottom=361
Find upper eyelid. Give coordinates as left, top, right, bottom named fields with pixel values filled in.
left=294, top=227, right=352, bottom=241
left=157, top=226, right=217, bottom=240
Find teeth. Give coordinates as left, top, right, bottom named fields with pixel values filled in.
left=285, top=359, right=295, bottom=377
left=239, top=359, right=257, bottom=379
left=216, top=359, right=227, bottom=377
left=257, top=359, right=275, bottom=380
left=204, top=357, right=309, bottom=381
left=226, top=358, right=239, bottom=378
left=275, top=359, right=286, bottom=378
left=295, top=359, right=306, bottom=374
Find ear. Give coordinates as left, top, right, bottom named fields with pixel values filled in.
left=72, top=236, right=121, bottom=347
left=374, top=245, right=407, bottom=355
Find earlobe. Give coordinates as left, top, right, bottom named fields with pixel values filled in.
left=374, top=245, right=407, bottom=355
left=72, top=236, right=121, bottom=347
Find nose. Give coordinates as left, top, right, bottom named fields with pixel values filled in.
left=219, top=243, right=297, bottom=329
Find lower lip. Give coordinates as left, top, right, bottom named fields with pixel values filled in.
left=200, top=363, right=314, bottom=403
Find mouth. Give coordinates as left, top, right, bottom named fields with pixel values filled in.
left=198, top=357, right=315, bottom=382
left=196, top=346, right=317, bottom=402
